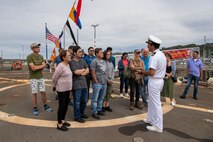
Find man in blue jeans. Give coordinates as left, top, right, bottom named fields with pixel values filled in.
left=90, top=48, right=108, bottom=119
left=140, top=48, right=150, bottom=106
left=180, top=51, right=204, bottom=100
left=70, top=46, right=89, bottom=123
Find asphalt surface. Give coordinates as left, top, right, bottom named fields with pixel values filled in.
left=0, top=70, right=213, bottom=142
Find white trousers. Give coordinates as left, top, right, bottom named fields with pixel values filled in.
left=147, top=78, right=164, bottom=129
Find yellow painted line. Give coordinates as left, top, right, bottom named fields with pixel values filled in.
left=0, top=77, right=52, bottom=83
left=175, top=104, right=213, bottom=114
left=0, top=83, right=29, bottom=92
left=0, top=105, right=173, bottom=128
left=0, top=77, right=212, bottom=128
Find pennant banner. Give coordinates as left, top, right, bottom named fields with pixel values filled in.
left=65, top=20, right=78, bottom=45
left=50, top=48, right=56, bottom=62
left=69, top=0, right=82, bottom=29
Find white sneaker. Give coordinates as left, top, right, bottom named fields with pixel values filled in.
left=146, top=126, right=163, bottom=133
left=143, top=118, right=149, bottom=124
left=170, top=101, right=176, bottom=106
left=125, top=93, right=129, bottom=97
left=120, top=93, right=123, bottom=98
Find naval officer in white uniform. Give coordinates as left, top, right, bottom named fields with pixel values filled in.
left=141, top=35, right=166, bottom=133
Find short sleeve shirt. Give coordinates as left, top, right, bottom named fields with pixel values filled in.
left=149, top=49, right=166, bottom=79
left=26, top=53, right=44, bottom=79
left=90, top=58, right=108, bottom=84
left=70, top=58, right=88, bottom=90
left=187, top=58, right=204, bottom=77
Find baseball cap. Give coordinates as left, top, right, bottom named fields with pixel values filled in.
left=31, top=43, right=41, bottom=49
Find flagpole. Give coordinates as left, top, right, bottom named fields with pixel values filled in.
left=45, top=23, right=48, bottom=60
left=77, top=28, right=79, bottom=44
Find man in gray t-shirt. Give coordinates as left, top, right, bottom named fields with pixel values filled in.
left=70, top=58, right=88, bottom=90
left=70, top=46, right=89, bottom=123
left=90, top=48, right=108, bottom=119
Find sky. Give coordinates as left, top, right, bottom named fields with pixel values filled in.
left=0, top=0, right=213, bottom=59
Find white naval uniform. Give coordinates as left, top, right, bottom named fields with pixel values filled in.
left=147, top=49, right=166, bottom=130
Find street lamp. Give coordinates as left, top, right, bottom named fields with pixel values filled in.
left=91, top=24, right=99, bottom=48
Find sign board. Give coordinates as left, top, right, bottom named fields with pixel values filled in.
left=162, top=47, right=200, bottom=60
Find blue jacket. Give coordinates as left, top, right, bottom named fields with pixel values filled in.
left=118, top=59, right=129, bottom=76
left=83, top=55, right=96, bottom=66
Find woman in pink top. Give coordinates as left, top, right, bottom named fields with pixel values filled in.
left=52, top=50, right=73, bottom=131
left=118, top=53, right=130, bottom=98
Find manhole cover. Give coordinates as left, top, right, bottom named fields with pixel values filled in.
left=133, top=137, right=144, bottom=142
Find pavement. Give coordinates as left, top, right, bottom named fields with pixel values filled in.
left=0, top=70, right=213, bottom=142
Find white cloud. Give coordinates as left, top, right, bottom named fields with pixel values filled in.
left=0, top=0, right=213, bottom=59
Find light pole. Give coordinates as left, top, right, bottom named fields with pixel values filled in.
left=91, top=24, right=99, bottom=48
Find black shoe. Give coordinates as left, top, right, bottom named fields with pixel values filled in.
left=105, top=106, right=112, bottom=112
left=75, top=118, right=85, bottom=123
left=92, top=113, right=100, bottom=120
left=102, top=107, right=106, bottom=112
left=57, top=125, right=68, bottom=131
left=180, top=95, right=186, bottom=99
left=97, top=111, right=105, bottom=116
left=81, top=114, right=89, bottom=119
left=62, top=122, right=71, bottom=127
left=193, top=96, right=198, bottom=100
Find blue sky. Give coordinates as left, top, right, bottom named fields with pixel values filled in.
left=0, top=0, right=213, bottom=59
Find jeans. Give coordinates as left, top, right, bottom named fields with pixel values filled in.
left=182, top=74, right=199, bottom=97
left=57, top=91, right=70, bottom=124
left=86, top=74, right=92, bottom=99
left=73, top=88, right=88, bottom=119
left=129, top=78, right=140, bottom=103
left=120, top=74, right=129, bottom=94
left=91, top=83, right=107, bottom=114
left=140, top=76, right=148, bottom=103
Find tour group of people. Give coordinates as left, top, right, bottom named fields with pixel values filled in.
left=26, top=35, right=204, bottom=133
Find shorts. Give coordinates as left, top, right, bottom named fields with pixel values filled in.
left=30, top=78, right=46, bottom=94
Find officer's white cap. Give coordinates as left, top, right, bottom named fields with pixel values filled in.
left=146, top=35, right=162, bottom=45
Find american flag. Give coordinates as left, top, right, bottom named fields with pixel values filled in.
left=46, top=27, right=58, bottom=42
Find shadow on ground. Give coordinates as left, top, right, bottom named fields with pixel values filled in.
left=119, top=123, right=213, bottom=142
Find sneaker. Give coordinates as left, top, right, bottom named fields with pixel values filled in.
left=120, top=93, right=124, bottom=98
left=193, top=96, right=198, bottom=100
left=146, top=126, right=163, bottom=133
left=110, top=94, right=115, bottom=99
left=143, top=118, right=150, bottom=124
left=105, top=106, right=112, bottom=112
left=102, top=107, right=106, bottom=112
left=75, top=118, right=85, bottom=123
left=170, top=101, right=176, bottom=106
left=125, top=93, right=129, bottom=97
left=97, top=111, right=105, bottom=116
left=43, top=105, right=53, bottom=112
left=81, top=114, right=89, bottom=119
left=32, top=108, right=39, bottom=116
left=129, top=104, right=134, bottom=110
left=62, top=122, right=71, bottom=127
left=92, top=113, right=100, bottom=120
left=180, top=95, right=186, bottom=99
left=57, top=124, right=68, bottom=131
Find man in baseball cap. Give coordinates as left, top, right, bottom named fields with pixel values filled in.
left=30, top=43, right=41, bottom=49
left=27, top=42, right=53, bottom=116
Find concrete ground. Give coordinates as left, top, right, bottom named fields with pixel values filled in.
left=0, top=70, right=213, bottom=142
